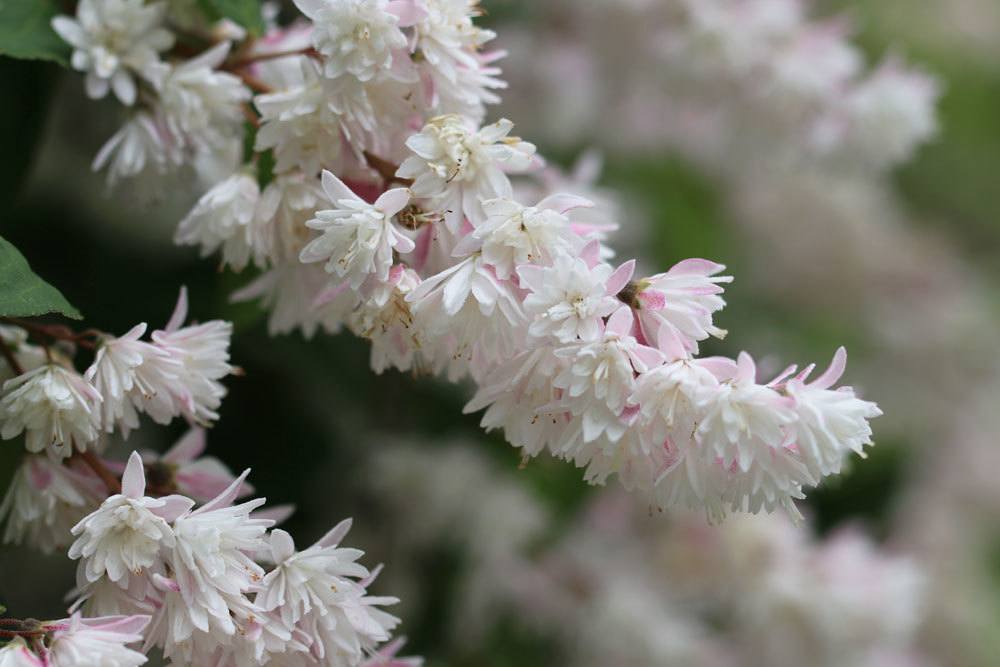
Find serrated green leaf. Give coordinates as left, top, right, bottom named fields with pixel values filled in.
left=0, top=235, right=82, bottom=319
left=198, top=0, right=265, bottom=36
left=0, top=0, right=71, bottom=65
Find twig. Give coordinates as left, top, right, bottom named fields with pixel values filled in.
left=225, top=47, right=319, bottom=70
left=241, top=103, right=261, bottom=128
left=75, top=449, right=122, bottom=495
left=363, top=150, right=413, bottom=187
left=0, top=317, right=99, bottom=350
left=235, top=70, right=274, bottom=94
left=0, top=342, right=24, bottom=376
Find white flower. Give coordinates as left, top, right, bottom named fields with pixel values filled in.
left=52, top=0, right=174, bottom=105
left=84, top=323, right=182, bottom=437
left=294, top=0, right=409, bottom=81
left=0, top=455, right=103, bottom=553
left=349, top=266, right=424, bottom=373
left=254, top=59, right=350, bottom=176
left=69, top=452, right=192, bottom=589
left=46, top=613, right=150, bottom=667
left=413, top=0, right=505, bottom=120
left=175, top=171, right=271, bottom=271
left=785, top=347, right=882, bottom=477
left=160, top=473, right=271, bottom=656
left=396, top=115, right=536, bottom=229
left=260, top=521, right=372, bottom=622
left=630, top=357, right=721, bottom=453
left=0, top=327, right=47, bottom=385
left=300, top=171, right=414, bottom=289
left=464, top=345, right=567, bottom=457
left=159, top=42, right=251, bottom=149
left=517, top=250, right=629, bottom=343
left=840, top=58, right=940, bottom=168
left=552, top=307, right=665, bottom=446
left=0, top=364, right=102, bottom=459
left=633, top=259, right=732, bottom=357
left=231, top=261, right=359, bottom=338
left=455, top=194, right=588, bottom=279
left=693, top=353, right=815, bottom=517
left=149, top=288, right=235, bottom=425
left=406, top=254, right=525, bottom=372
left=92, top=111, right=182, bottom=186
left=696, top=352, right=796, bottom=473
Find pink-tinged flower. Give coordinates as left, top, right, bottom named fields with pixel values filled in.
left=397, top=115, right=537, bottom=229
left=91, top=111, right=183, bottom=187
left=149, top=288, right=235, bottom=426
left=231, top=261, right=359, bottom=339
left=69, top=452, right=193, bottom=589
left=300, top=171, right=415, bottom=289
left=552, top=307, right=665, bottom=445
left=696, top=352, right=796, bottom=473
left=633, top=259, right=732, bottom=357
left=0, top=364, right=103, bottom=460
left=629, top=358, right=721, bottom=453
left=0, top=637, right=44, bottom=667
left=349, top=266, right=425, bottom=374
left=361, top=637, right=423, bottom=667
left=407, top=254, right=525, bottom=372
left=154, top=472, right=272, bottom=661
left=144, top=428, right=252, bottom=503
left=413, top=0, right=504, bottom=121
left=260, top=522, right=400, bottom=666
left=518, top=248, right=632, bottom=344
left=85, top=323, right=183, bottom=438
left=465, top=344, right=568, bottom=458
left=0, top=455, right=104, bottom=553
left=784, top=347, right=882, bottom=477
left=45, top=613, right=150, bottom=667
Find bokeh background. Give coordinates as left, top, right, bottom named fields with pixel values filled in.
left=2, top=1, right=1000, bottom=665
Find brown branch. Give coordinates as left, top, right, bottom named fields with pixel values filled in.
left=75, top=449, right=122, bottom=495
left=241, top=103, right=261, bottom=128
left=235, top=70, right=274, bottom=94
left=363, top=150, right=413, bottom=187
left=0, top=342, right=24, bottom=376
left=0, top=317, right=100, bottom=350
left=225, top=47, right=320, bottom=70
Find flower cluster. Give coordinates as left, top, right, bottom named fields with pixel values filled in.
left=500, top=0, right=940, bottom=171
left=0, top=288, right=232, bottom=468
left=373, top=441, right=929, bottom=667
left=0, top=294, right=416, bottom=666
left=49, top=0, right=883, bottom=519
left=66, top=452, right=401, bottom=666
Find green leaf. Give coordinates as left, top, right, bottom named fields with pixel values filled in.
left=0, top=235, right=82, bottom=319
left=0, top=0, right=71, bottom=65
left=198, top=0, right=265, bottom=36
